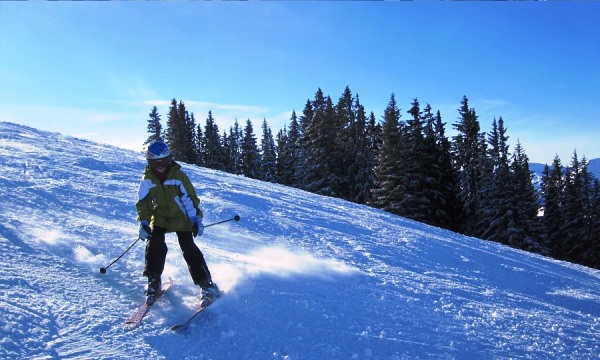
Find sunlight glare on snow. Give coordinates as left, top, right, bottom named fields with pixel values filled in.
left=74, top=245, right=107, bottom=265
left=238, top=246, right=361, bottom=279
left=32, top=227, right=66, bottom=245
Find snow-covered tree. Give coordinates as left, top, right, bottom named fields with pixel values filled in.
left=260, top=118, right=278, bottom=183
left=201, top=111, right=225, bottom=171
left=451, top=96, right=488, bottom=236
left=144, top=106, right=163, bottom=145
left=370, top=93, right=404, bottom=214
left=241, top=119, right=261, bottom=179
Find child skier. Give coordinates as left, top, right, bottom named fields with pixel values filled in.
left=135, top=140, right=219, bottom=305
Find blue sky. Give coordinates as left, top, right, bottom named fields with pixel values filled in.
left=1, top=2, right=599, bottom=164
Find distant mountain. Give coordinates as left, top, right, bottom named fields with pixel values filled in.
left=588, top=158, right=600, bottom=178
left=529, top=158, right=600, bottom=189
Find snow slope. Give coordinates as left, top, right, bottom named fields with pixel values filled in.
left=1, top=121, right=598, bottom=360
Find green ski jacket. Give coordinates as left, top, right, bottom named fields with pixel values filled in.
left=135, top=161, right=203, bottom=232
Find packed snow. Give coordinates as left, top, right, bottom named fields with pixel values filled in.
left=0, top=121, right=598, bottom=359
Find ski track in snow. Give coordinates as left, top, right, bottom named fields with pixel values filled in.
left=1, top=121, right=599, bottom=359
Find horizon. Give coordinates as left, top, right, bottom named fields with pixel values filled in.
left=1, top=2, right=599, bottom=165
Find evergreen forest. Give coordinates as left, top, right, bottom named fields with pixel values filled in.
left=143, top=88, right=600, bottom=270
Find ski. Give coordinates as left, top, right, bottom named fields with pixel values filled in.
left=125, top=279, right=174, bottom=325
left=171, top=295, right=220, bottom=331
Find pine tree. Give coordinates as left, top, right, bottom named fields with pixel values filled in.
left=144, top=106, right=163, bottom=145
left=334, top=86, right=355, bottom=200
left=370, top=93, right=404, bottom=214
left=195, top=123, right=204, bottom=166
left=541, top=156, right=564, bottom=257
left=479, top=117, right=512, bottom=243
left=559, top=160, right=584, bottom=262
left=417, top=105, right=452, bottom=228
left=178, top=101, right=190, bottom=162
left=302, top=89, right=338, bottom=196
left=222, top=130, right=232, bottom=172
left=588, top=178, right=600, bottom=269
left=260, top=118, right=278, bottom=183
left=241, top=119, right=261, bottom=179
left=224, top=120, right=243, bottom=175
left=276, top=127, right=288, bottom=182
left=397, top=98, right=430, bottom=223
left=365, top=111, right=382, bottom=204
left=507, top=141, right=542, bottom=252
left=451, top=96, right=488, bottom=235
left=183, top=110, right=197, bottom=164
left=558, top=151, right=599, bottom=266
left=165, top=98, right=187, bottom=161
left=332, top=89, right=377, bottom=204
left=296, top=100, right=313, bottom=189
left=347, top=94, right=374, bottom=204
left=579, top=157, right=600, bottom=268
left=280, top=111, right=301, bottom=186
left=433, top=110, right=460, bottom=230
left=202, top=111, right=225, bottom=170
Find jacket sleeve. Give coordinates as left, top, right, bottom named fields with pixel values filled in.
left=178, top=173, right=203, bottom=219
left=135, top=178, right=155, bottom=222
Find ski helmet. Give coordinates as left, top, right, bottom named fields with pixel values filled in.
left=146, top=140, right=171, bottom=160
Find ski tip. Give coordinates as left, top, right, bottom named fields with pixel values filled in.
left=171, top=324, right=184, bottom=331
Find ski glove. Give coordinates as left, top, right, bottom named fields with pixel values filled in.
left=139, top=220, right=152, bottom=240
left=192, top=216, right=204, bottom=237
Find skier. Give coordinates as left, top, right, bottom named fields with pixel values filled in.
left=136, top=140, right=219, bottom=305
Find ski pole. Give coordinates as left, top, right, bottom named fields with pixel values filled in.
left=99, top=215, right=240, bottom=274
left=204, top=214, right=241, bottom=228
left=99, top=236, right=142, bottom=274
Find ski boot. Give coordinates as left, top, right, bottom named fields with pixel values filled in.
left=144, top=275, right=162, bottom=305
left=200, top=282, right=220, bottom=306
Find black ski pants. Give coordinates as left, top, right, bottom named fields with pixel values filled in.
left=143, top=226, right=213, bottom=288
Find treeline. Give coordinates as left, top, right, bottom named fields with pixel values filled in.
left=144, top=88, right=600, bottom=269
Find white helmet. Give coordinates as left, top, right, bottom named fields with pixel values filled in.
left=145, top=140, right=171, bottom=160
